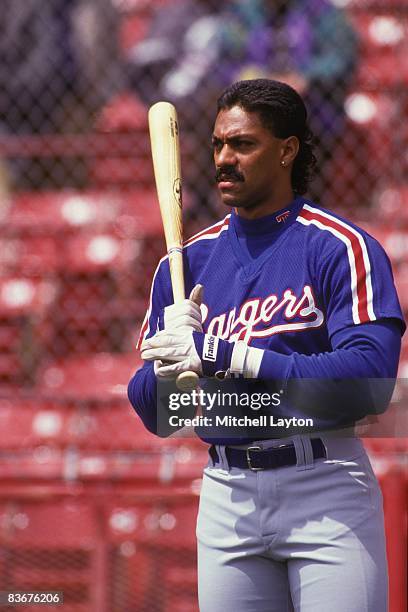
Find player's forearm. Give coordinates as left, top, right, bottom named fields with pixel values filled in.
left=128, top=360, right=197, bottom=437
left=258, top=320, right=401, bottom=419
left=200, top=321, right=400, bottom=416
left=143, top=321, right=401, bottom=383
left=260, top=320, right=401, bottom=381
left=140, top=321, right=401, bottom=420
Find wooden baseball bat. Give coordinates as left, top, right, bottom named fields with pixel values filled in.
left=148, top=101, right=199, bottom=392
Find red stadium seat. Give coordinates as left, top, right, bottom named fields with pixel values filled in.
left=61, top=233, right=135, bottom=273
left=364, top=438, right=408, bottom=454
left=91, top=92, right=153, bottom=188
left=355, top=53, right=408, bottom=89
left=25, top=350, right=209, bottom=456
left=344, top=90, right=397, bottom=137
left=327, top=86, right=406, bottom=211
left=376, top=229, right=408, bottom=263
left=36, top=353, right=140, bottom=403
left=377, top=464, right=408, bottom=612
left=50, top=403, right=190, bottom=452
left=21, top=189, right=164, bottom=354
left=106, top=501, right=169, bottom=543
left=2, top=500, right=97, bottom=546
left=105, top=497, right=199, bottom=547
left=152, top=502, right=199, bottom=549
left=32, top=352, right=209, bottom=469
left=359, top=222, right=408, bottom=272
left=76, top=452, right=167, bottom=483
left=350, top=12, right=406, bottom=55
left=165, top=598, right=199, bottom=612
left=347, top=11, right=408, bottom=88
left=327, top=91, right=399, bottom=209
left=394, top=267, right=408, bottom=313
left=0, top=449, right=66, bottom=481
left=1, top=188, right=164, bottom=250
left=399, top=338, right=408, bottom=362
left=115, top=188, right=166, bottom=238
left=344, top=0, right=408, bottom=12
left=75, top=447, right=206, bottom=489
left=105, top=495, right=199, bottom=611
left=2, top=191, right=117, bottom=234
left=0, top=399, right=73, bottom=450
left=0, top=277, right=55, bottom=317
left=0, top=277, right=56, bottom=385
left=0, top=499, right=101, bottom=611
left=0, top=236, right=59, bottom=276
left=372, top=186, right=408, bottom=229
left=94, top=92, right=148, bottom=133
left=89, top=156, right=154, bottom=187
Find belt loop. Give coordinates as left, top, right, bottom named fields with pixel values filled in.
left=208, top=445, right=217, bottom=467
left=215, top=445, right=230, bottom=472
left=301, top=437, right=315, bottom=470
left=292, top=436, right=307, bottom=471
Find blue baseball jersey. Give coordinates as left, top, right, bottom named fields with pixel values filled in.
left=131, top=196, right=405, bottom=441
left=138, top=197, right=404, bottom=351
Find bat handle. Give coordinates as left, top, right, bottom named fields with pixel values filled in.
left=176, top=370, right=199, bottom=392
left=169, top=262, right=201, bottom=392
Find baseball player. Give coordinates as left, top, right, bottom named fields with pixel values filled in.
left=128, top=79, right=406, bottom=611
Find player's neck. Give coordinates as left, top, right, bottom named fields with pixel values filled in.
left=236, top=186, right=295, bottom=221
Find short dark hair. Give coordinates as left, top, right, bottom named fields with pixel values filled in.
left=217, top=79, right=316, bottom=195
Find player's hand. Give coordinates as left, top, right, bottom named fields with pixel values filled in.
left=142, top=330, right=203, bottom=378
left=142, top=328, right=265, bottom=380
left=161, top=284, right=203, bottom=332
left=148, top=285, right=203, bottom=379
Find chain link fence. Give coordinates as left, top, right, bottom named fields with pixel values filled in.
left=0, top=0, right=407, bottom=610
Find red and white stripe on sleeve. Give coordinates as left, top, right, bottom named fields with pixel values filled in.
left=297, top=204, right=376, bottom=325
left=136, top=254, right=166, bottom=350
left=183, top=215, right=230, bottom=248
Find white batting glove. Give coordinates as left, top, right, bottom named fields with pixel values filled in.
left=142, top=330, right=202, bottom=379
left=143, top=330, right=264, bottom=380
left=149, top=284, right=203, bottom=379
left=162, top=284, right=203, bottom=332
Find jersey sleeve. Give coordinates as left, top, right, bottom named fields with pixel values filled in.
left=136, top=256, right=173, bottom=349
left=319, top=232, right=406, bottom=340
left=128, top=256, right=173, bottom=437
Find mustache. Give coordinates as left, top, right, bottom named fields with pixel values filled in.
left=215, top=167, right=244, bottom=183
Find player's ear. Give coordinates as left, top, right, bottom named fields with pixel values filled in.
left=280, top=136, right=299, bottom=167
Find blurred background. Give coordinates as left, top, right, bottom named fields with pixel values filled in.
left=0, top=0, right=406, bottom=610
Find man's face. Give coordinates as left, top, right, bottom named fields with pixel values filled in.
left=213, top=105, right=288, bottom=214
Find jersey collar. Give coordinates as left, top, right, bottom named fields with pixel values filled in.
left=230, top=196, right=305, bottom=237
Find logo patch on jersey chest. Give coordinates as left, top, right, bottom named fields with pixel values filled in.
left=276, top=210, right=291, bottom=223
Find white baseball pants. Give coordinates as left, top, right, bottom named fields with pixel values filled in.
left=197, top=436, right=388, bottom=612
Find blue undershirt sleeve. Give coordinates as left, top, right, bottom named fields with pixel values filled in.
left=127, top=361, right=159, bottom=435
left=258, top=319, right=402, bottom=419
left=259, top=319, right=402, bottom=380
left=129, top=320, right=402, bottom=434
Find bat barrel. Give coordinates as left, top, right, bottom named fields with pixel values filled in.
left=148, top=101, right=198, bottom=391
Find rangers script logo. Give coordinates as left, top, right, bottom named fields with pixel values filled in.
left=201, top=285, right=324, bottom=343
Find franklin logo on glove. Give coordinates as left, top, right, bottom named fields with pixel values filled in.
left=203, top=335, right=219, bottom=362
